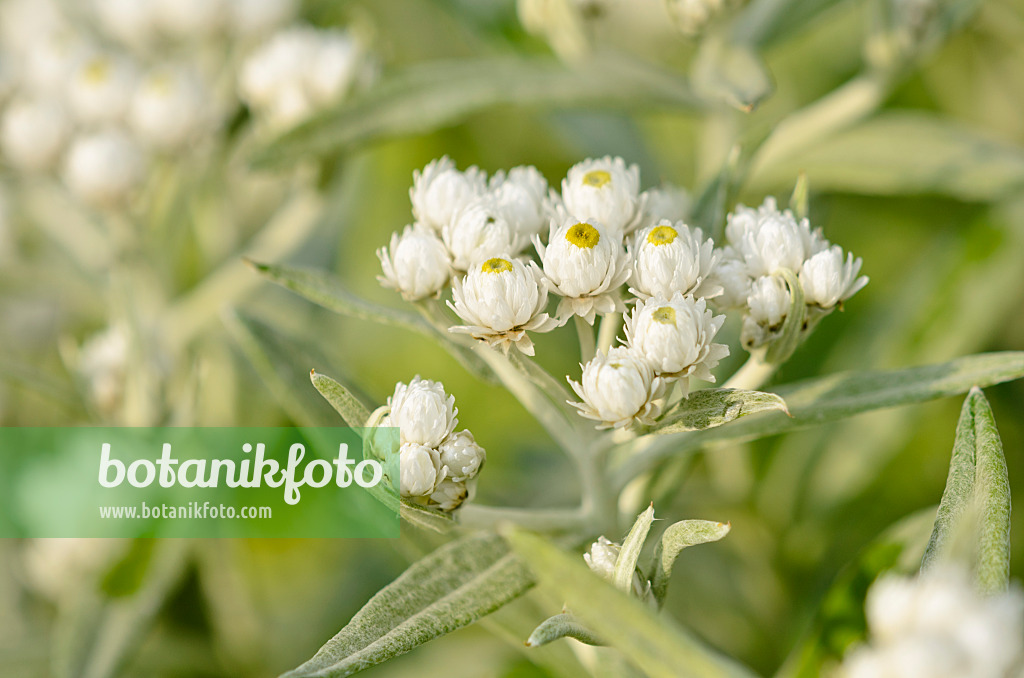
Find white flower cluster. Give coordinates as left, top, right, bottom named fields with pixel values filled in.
left=381, top=376, right=485, bottom=512
left=710, top=197, right=868, bottom=351
left=842, top=568, right=1024, bottom=678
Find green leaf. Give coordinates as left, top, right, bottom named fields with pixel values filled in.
left=310, top=370, right=372, bottom=428
left=251, top=57, right=702, bottom=169
left=764, top=268, right=806, bottom=365
left=613, top=505, right=655, bottom=594
left=281, top=532, right=533, bottom=678
left=526, top=613, right=606, bottom=648
left=505, top=528, right=757, bottom=678
left=653, top=388, right=790, bottom=435
left=789, top=172, right=809, bottom=221
left=399, top=498, right=455, bottom=534
left=921, top=387, right=1010, bottom=593
left=691, top=145, right=741, bottom=241
left=691, top=37, right=773, bottom=112
left=650, top=520, right=731, bottom=605
left=617, top=351, right=1024, bottom=484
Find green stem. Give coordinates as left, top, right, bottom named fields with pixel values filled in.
left=575, top=315, right=596, bottom=363
left=723, top=354, right=777, bottom=391
left=597, top=312, right=622, bottom=354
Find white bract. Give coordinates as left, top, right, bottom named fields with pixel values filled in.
left=558, top=156, right=643, bottom=236
left=398, top=443, right=441, bottom=497
left=584, top=536, right=621, bottom=581
left=534, top=217, right=630, bottom=324
left=742, top=274, right=792, bottom=349
left=377, top=225, right=451, bottom=301
left=624, top=293, right=728, bottom=386
left=67, top=53, right=137, bottom=125
left=629, top=220, right=719, bottom=300
left=800, top=245, right=869, bottom=309
left=63, top=129, right=145, bottom=207
left=410, top=156, right=487, bottom=232
left=1, top=97, right=70, bottom=171
left=448, top=256, right=560, bottom=356
left=438, top=430, right=486, bottom=482
left=442, top=199, right=524, bottom=272
left=129, top=66, right=209, bottom=150
left=489, top=165, right=549, bottom=237
left=387, top=376, right=458, bottom=448
left=569, top=346, right=666, bottom=429
left=842, top=568, right=1024, bottom=678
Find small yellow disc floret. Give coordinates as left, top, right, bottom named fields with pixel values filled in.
left=582, top=170, right=612, bottom=188
left=481, top=257, right=513, bottom=274
left=566, top=222, right=601, bottom=249
left=652, top=306, right=676, bottom=324
left=647, top=225, right=678, bottom=246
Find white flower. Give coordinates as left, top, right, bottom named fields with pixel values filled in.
left=442, top=198, right=525, bottom=272
left=624, top=293, right=728, bottom=385
left=93, top=0, right=159, bottom=48
left=842, top=568, right=1024, bottom=678
left=726, top=197, right=828, bottom=278
left=799, top=245, right=868, bottom=309
left=448, top=256, right=560, bottom=356
left=706, top=249, right=752, bottom=309
left=23, top=30, right=90, bottom=97
left=398, top=443, right=442, bottom=497
left=67, top=53, right=138, bottom=125
left=429, top=477, right=471, bottom=511
left=558, top=156, right=643, bottom=236
left=228, top=0, right=296, bottom=36
left=640, top=183, right=691, bottom=227
left=584, top=536, right=620, bottom=581
left=154, top=0, right=227, bottom=38
left=746, top=274, right=791, bottom=328
left=305, top=30, right=364, bottom=106
left=629, top=220, right=720, bottom=300
left=1, top=97, right=70, bottom=171
left=377, top=225, right=451, bottom=301
left=534, top=217, right=631, bottom=324
left=387, top=376, right=458, bottom=448
left=569, top=346, right=666, bottom=429
left=410, top=156, right=487, bottom=232
left=63, top=129, right=145, bottom=207
left=79, top=326, right=128, bottom=414
left=129, top=66, right=209, bottom=150
left=438, top=430, right=485, bottom=482
left=489, top=165, right=549, bottom=237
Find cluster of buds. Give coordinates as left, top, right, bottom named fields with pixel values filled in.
left=710, top=197, right=868, bottom=353
left=374, top=376, right=485, bottom=512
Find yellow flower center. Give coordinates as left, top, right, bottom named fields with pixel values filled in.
left=652, top=306, right=676, bottom=324
left=146, top=72, right=175, bottom=95
left=481, top=257, right=513, bottom=274
left=83, top=58, right=111, bottom=84
left=582, top=170, right=612, bottom=188
left=566, top=222, right=600, bottom=249
left=647, top=225, right=678, bottom=246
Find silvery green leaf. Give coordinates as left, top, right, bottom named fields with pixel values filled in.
left=399, top=499, right=454, bottom=534
left=653, top=389, right=789, bottom=435
left=789, top=173, right=809, bottom=221
left=691, top=37, right=773, bottom=112
left=764, top=268, right=806, bottom=365
left=280, top=533, right=532, bottom=678
left=617, top=351, right=1024, bottom=482
left=505, top=528, right=757, bottom=678
left=614, top=505, right=655, bottom=594
left=251, top=57, right=702, bottom=169
left=310, top=371, right=372, bottom=429
left=921, top=387, right=1010, bottom=593
left=651, top=520, right=731, bottom=605
left=526, top=613, right=606, bottom=648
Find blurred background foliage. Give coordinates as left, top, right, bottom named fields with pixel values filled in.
left=1, top=0, right=1024, bottom=676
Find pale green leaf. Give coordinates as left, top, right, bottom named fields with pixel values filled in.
left=526, top=613, right=605, bottom=648
left=613, top=506, right=655, bottom=594
left=399, top=499, right=454, bottom=534
left=764, top=268, right=806, bottom=365
left=281, top=533, right=532, bottom=678
left=651, top=520, right=731, bottom=604
left=692, top=37, right=773, bottom=112
left=252, top=56, right=701, bottom=169
left=653, top=388, right=790, bottom=435
left=789, top=172, right=809, bottom=221
left=505, top=528, right=757, bottom=678
left=310, top=370, right=372, bottom=429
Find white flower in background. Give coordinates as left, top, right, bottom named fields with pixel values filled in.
left=398, top=443, right=442, bottom=497
left=387, top=376, right=458, bottom=448
left=489, top=165, right=549, bottom=238
left=624, top=293, right=728, bottom=386
left=228, top=0, right=297, bottom=36
left=742, top=274, right=792, bottom=349
left=1, top=97, right=70, bottom=171
left=558, top=156, right=643, bottom=236
left=629, top=220, right=719, bottom=300
left=129, top=66, right=210, bottom=150
left=569, top=346, right=666, bottom=429
left=410, top=156, right=487, bottom=232
left=841, top=568, right=1024, bottom=678
left=584, top=536, right=620, bottom=581
left=534, top=217, right=630, bottom=324
left=726, top=197, right=828, bottom=278
left=92, top=0, right=158, bottom=49
left=640, top=183, right=691, bottom=227
left=799, top=245, right=868, bottom=309
left=448, top=256, right=560, bottom=356
left=79, top=326, right=128, bottom=414
left=706, top=251, right=752, bottom=309
left=442, top=199, right=524, bottom=272
left=377, top=225, right=451, bottom=301
left=0, top=0, right=65, bottom=57
left=666, top=0, right=725, bottom=36
left=63, top=129, right=145, bottom=207
left=67, top=53, right=138, bottom=125
left=438, top=430, right=486, bottom=482
left=154, top=0, right=227, bottom=38
left=23, top=30, right=90, bottom=96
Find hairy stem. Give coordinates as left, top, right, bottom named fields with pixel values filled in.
left=723, top=354, right=777, bottom=391
left=575, top=316, right=596, bottom=363
left=597, top=312, right=622, bottom=354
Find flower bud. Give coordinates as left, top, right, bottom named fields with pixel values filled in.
left=489, top=165, right=549, bottom=237
left=569, top=346, right=666, bottom=429
left=583, top=536, right=620, bottom=581
left=442, top=199, right=524, bottom=272
left=398, top=443, right=441, bottom=497
left=630, top=220, right=719, bottom=300
left=129, top=66, right=209, bottom=150
left=625, top=293, right=728, bottom=384
left=387, top=376, right=458, bottom=448
left=377, top=225, right=452, bottom=301
left=410, top=156, right=487, bottom=231
left=1, top=97, right=70, bottom=171
left=67, top=53, right=137, bottom=125
left=63, top=129, right=145, bottom=207
left=438, top=430, right=485, bottom=482
left=799, top=245, right=868, bottom=309
left=559, top=156, right=642, bottom=236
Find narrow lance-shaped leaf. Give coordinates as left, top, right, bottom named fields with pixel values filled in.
left=789, top=173, right=809, bottom=221
left=310, top=370, right=372, bottom=429
left=652, top=388, right=789, bottom=435
left=526, top=613, right=606, bottom=648
left=651, top=520, right=732, bottom=605
left=280, top=532, right=533, bottom=678
left=613, top=505, right=655, bottom=594
left=505, top=527, right=757, bottom=678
